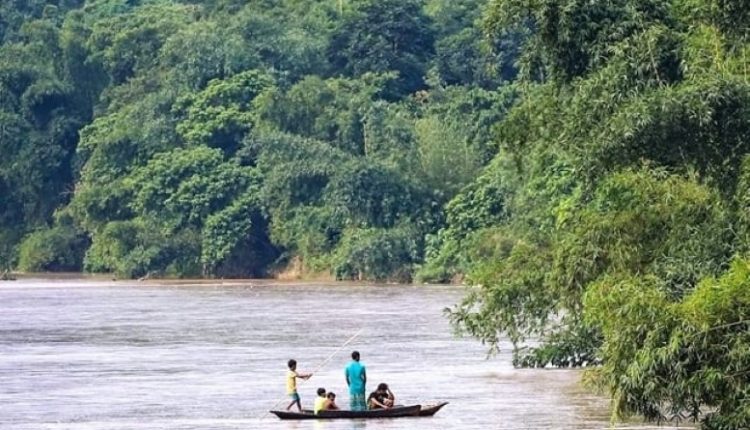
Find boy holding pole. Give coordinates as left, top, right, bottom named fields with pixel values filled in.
left=286, top=359, right=311, bottom=411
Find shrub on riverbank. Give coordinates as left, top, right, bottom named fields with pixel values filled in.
left=17, top=225, right=87, bottom=272
left=585, top=259, right=750, bottom=427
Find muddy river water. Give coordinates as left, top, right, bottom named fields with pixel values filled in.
left=0, top=279, right=692, bottom=429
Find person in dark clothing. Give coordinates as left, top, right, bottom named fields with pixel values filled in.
left=368, top=382, right=395, bottom=409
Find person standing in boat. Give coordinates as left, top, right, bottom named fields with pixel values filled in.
left=285, top=359, right=311, bottom=411
left=345, top=350, right=367, bottom=411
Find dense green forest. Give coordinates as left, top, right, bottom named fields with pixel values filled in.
left=1, top=0, right=518, bottom=279
left=1, top=0, right=749, bottom=427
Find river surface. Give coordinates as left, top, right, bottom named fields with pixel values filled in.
left=0, top=278, right=692, bottom=430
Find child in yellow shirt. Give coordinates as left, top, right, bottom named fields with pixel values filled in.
left=313, top=388, right=327, bottom=414
left=286, top=359, right=311, bottom=411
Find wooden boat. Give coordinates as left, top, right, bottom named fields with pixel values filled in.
left=418, top=401, right=449, bottom=416
left=270, top=404, right=422, bottom=420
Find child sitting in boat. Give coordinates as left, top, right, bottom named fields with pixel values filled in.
left=324, top=392, right=339, bottom=410
left=313, top=388, right=327, bottom=414
left=368, top=383, right=395, bottom=409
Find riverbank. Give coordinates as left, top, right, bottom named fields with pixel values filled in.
left=2, top=272, right=460, bottom=289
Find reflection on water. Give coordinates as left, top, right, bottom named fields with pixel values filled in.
left=0, top=279, right=691, bottom=429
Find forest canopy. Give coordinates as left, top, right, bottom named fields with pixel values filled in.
left=1, top=0, right=517, bottom=279
left=1, top=0, right=749, bottom=427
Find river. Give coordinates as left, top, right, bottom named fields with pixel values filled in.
left=0, top=278, right=692, bottom=429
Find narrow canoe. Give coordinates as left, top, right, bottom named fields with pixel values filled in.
left=270, top=405, right=421, bottom=420
left=418, top=402, right=449, bottom=416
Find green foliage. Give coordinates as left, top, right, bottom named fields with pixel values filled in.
left=555, top=168, right=733, bottom=300
left=226, top=0, right=335, bottom=82
left=0, top=0, right=83, bottom=42
left=17, top=224, right=87, bottom=272
left=267, top=206, right=345, bottom=273
left=427, top=0, right=522, bottom=86
left=86, top=3, right=196, bottom=83
left=361, top=100, right=418, bottom=171
left=126, top=146, right=257, bottom=227
left=324, top=161, right=430, bottom=228
left=328, top=0, right=436, bottom=97
left=158, top=20, right=252, bottom=90
left=332, top=226, right=421, bottom=282
left=2, top=6, right=748, bottom=427
left=436, top=0, right=750, bottom=426
left=513, top=322, right=602, bottom=368
left=735, top=155, right=750, bottom=250
left=0, top=10, right=94, bottom=259
left=174, top=70, right=274, bottom=153
left=201, top=193, right=274, bottom=277
left=99, top=146, right=270, bottom=277
left=2, top=0, right=516, bottom=280
left=249, top=131, right=350, bottom=212
left=585, top=259, right=750, bottom=427
left=484, top=0, right=675, bottom=81
left=84, top=220, right=140, bottom=274
left=674, top=0, right=750, bottom=42
left=415, top=115, right=482, bottom=197
left=449, top=227, right=555, bottom=348
left=248, top=128, right=439, bottom=279
left=75, top=89, right=179, bottom=187
left=418, top=157, right=513, bottom=282
left=84, top=218, right=201, bottom=278
left=257, top=74, right=388, bottom=155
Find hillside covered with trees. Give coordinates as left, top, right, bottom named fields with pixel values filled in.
left=1, top=0, right=749, bottom=427
left=1, top=0, right=518, bottom=279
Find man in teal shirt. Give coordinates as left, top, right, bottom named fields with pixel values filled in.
left=345, top=351, right=367, bottom=411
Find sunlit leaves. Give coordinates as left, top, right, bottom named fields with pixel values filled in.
left=86, top=3, right=196, bottom=83
left=174, top=70, right=274, bottom=154
left=585, top=259, right=750, bottom=427
left=126, top=146, right=256, bottom=230
left=444, top=7, right=749, bottom=428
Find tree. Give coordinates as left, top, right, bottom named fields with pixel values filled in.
left=427, top=0, right=521, bottom=86
left=1, top=0, right=509, bottom=282
left=440, top=0, right=750, bottom=426
left=86, top=3, right=196, bottom=84
left=328, top=0, right=436, bottom=97
left=174, top=70, right=274, bottom=154
left=0, top=12, right=94, bottom=268
left=585, top=259, right=750, bottom=428
left=332, top=225, right=421, bottom=281
left=256, top=74, right=388, bottom=155
left=484, top=0, right=674, bottom=81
